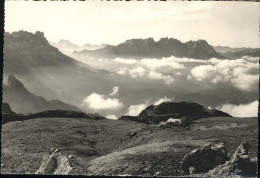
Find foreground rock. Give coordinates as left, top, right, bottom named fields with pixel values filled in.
left=36, top=149, right=86, bottom=175
left=180, top=143, right=229, bottom=175
left=209, top=142, right=257, bottom=176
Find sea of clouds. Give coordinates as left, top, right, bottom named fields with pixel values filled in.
left=79, top=55, right=258, bottom=118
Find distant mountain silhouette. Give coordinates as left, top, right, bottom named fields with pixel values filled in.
left=213, top=46, right=259, bottom=59
left=2, top=109, right=106, bottom=124
left=73, top=37, right=225, bottom=59
left=2, top=103, right=16, bottom=115
left=50, top=39, right=107, bottom=54
left=4, top=31, right=98, bottom=74
left=119, top=101, right=231, bottom=124
left=3, top=75, right=81, bottom=114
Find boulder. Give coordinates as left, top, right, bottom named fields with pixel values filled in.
left=210, top=142, right=257, bottom=176
left=158, top=121, right=171, bottom=129
left=180, top=143, right=229, bottom=175
left=36, top=149, right=86, bottom=175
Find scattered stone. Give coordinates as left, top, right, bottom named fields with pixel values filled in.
left=180, top=143, right=229, bottom=175
left=128, top=131, right=137, bottom=139
left=155, top=171, right=160, bottom=176
left=68, top=155, right=74, bottom=159
left=189, top=167, right=196, bottom=174
left=54, top=148, right=60, bottom=153
left=209, top=142, right=257, bottom=176
left=158, top=121, right=171, bottom=129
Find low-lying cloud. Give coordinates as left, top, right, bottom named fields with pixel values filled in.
left=114, top=58, right=137, bottom=64
left=154, top=96, right=174, bottom=105
left=190, top=58, right=259, bottom=91
left=217, top=100, right=258, bottom=117
left=109, top=86, right=119, bottom=96
left=126, top=103, right=148, bottom=116
left=106, top=114, right=118, bottom=120
left=127, top=67, right=175, bottom=84
left=82, top=92, right=123, bottom=110
left=140, top=58, right=185, bottom=71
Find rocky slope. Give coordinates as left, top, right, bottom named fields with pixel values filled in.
left=73, top=37, right=226, bottom=59
left=3, top=75, right=80, bottom=114
left=1, top=116, right=257, bottom=176
left=119, top=101, right=231, bottom=124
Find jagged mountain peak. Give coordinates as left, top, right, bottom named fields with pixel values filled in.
left=5, top=31, right=49, bottom=47
left=74, top=37, right=226, bottom=59
left=7, top=75, right=25, bottom=90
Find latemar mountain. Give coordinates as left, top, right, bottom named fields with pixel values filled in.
left=73, top=37, right=226, bottom=59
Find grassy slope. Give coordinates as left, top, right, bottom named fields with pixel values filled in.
left=1, top=116, right=258, bottom=176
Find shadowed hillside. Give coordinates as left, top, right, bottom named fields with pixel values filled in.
left=119, top=101, right=231, bottom=124
left=3, top=75, right=80, bottom=114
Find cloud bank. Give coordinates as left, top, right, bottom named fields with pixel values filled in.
left=190, top=58, right=259, bottom=91
left=217, top=100, right=258, bottom=117
left=82, top=93, right=123, bottom=110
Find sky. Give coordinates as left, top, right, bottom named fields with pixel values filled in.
left=5, top=1, right=260, bottom=48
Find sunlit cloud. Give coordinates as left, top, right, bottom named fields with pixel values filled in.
left=114, top=58, right=137, bottom=64
left=109, top=86, right=119, bottom=96
left=216, top=100, right=258, bottom=117
left=154, top=96, right=174, bottom=105
left=190, top=57, right=259, bottom=91
left=106, top=114, right=118, bottom=120
left=82, top=93, right=123, bottom=110
left=126, top=102, right=148, bottom=116
left=129, top=67, right=147, bottom=78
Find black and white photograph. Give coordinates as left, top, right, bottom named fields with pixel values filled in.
left=1, top=1, right=259, bottom=176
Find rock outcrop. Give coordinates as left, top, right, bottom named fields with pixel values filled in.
left=209, top=142, right=258, bottom=176
left=2, top=103, right=16, bottom=115
left=119, top=101, right=231, bottom=124
left=179, top=143, right=229, bottom=175
left=36, top=149, right=86, bottom=175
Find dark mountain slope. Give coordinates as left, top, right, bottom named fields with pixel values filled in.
left=4, top=31, right=99, bottom=74
left=119, top=101, right=231, bottom=124
left=2, top=103, right=16, bottom=114
left=3, top=75, right=80, bottom=114
left=73, top=38, right=225, bottom=59
left=3, top=31, right=117, bottom=108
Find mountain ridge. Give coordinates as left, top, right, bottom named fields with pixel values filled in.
left=3, top=75, right=81, bottom=114
left=73, top=37, right=226, bottom=59
left=213, top=46, right=259, bottom=59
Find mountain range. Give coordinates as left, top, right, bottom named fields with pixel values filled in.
left=49, top=39, right=107, bottom=55
left=73, top=37, right=226, bottom=59
left=3, top=30, right=257, bottom=117
left=213, top=46, right=259, bottom=59
left=3, top=75, right=80, bottom=114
